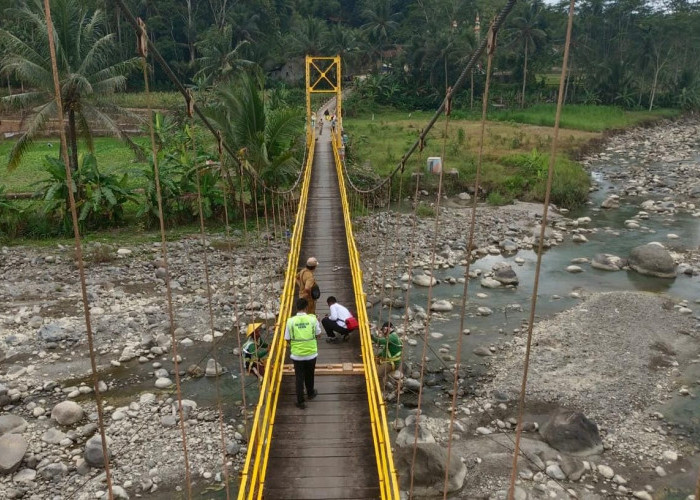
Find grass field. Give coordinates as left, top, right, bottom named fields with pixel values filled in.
left=105, top=91, right=190, bottom=110
left=342, top=104, right=680, bottom=207
left=0, top=137, right=149, bottom=192
left=487, top=104, right=679, bottom=132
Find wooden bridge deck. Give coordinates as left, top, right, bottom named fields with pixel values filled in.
left=264, top=126, right=381, bottom=499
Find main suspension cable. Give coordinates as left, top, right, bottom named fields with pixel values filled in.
left=342, top=0, right=518, bottom=195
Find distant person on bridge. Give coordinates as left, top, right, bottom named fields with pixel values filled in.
left=322, top=296, right=357, bottom=343
left=310, top=112, right=316, bottom=132
left=285, top=298, right=321, bottom=409
left=371, top=322, right=403, bottom=386
left=296, top=257, right=319, bottom=315
left=242, top=323, right=269, bottom=381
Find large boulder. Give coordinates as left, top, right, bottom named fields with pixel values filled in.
left=84, top=434, right=113, bottom=467
left=429, top=299, right=453, bottom=312
left=396, top=422, right=436, bottom=448
left=0, top=415, right=27, bottom=436
left=540, top=410, right=602, bottom=456
left=412, top=273, right=437, bottom=287
left=480, top=277, right=502, bottom=289
left=205, top=359, right=227, bottom=377
left=51, top=401, right=84, bottom=426
left=591, top=253, right=625, bottom=272
left=601, top=195, right=620, bottom=209
left=492, top=262, right=519, bottom=285
left=628, top=243, right=676, bottom=278
left=0, top=434, right=28, bottom=474
left=38, top=324, right=68, bottom=342
left=395, top=443, right=466, bottom=497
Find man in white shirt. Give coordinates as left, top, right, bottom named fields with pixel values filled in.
left=321, top=296, right=353, bottom=343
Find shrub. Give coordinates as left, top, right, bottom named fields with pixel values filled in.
left=487, top=191, right=511, bottom=206
left=416, top=202, right=435, bottom=218
left=501, top=149, right=590, bottom=208
left=34, top=153, right=135, bottom=232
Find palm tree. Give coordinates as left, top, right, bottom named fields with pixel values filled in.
left=206, top=73, right=302, bottom=189
left=324, top=25, right=364, bottom=76
left=0, top=0, right=140, bottom=172
left=289, top=16, right=329, bottom=57
left=194, top=24, right=253, bottom=87
left=361, top=0, right=400, bottom=64
left=506, top=2, right=547, bottom=108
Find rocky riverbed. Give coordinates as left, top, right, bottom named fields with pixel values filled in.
left=0, top=235, right=288, bottom=498
left=1, top=118, right=699, bottom=499
left=355, top=118, right=700, bottom=499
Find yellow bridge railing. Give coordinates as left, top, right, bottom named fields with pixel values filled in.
left=332, top=134, right=401, bottom=498
left=237, top=130, right=315, bottom=500
left=237, top=126, right=399, bottom=499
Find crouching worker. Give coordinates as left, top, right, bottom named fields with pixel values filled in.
left=242, top=323, right=269, bottom=381
left=371, top=322, right=403, bottom=386
left=321, top=296, right=356, bottom=343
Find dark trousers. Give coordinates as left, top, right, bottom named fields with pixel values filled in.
left=321, top=317, right=350, bottom=338
left=293, top=358, right=317, bottom=404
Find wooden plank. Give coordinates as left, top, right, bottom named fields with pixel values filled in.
left=269, top=445, right=375, bottom=459
left=269, top=437, right=370, bottom=449
left=265, top=137, right=381, bottom=498
left=264, top=486, right=381, bottom=499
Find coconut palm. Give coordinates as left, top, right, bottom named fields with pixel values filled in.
left=506, top=1, right=547, bottom=108
left=194, top=24, right=253, bottom=87
left=289, top=16, right=329, bottom=57
left=0, top=0, right=140, bottom=172
left=206, top=72, right=302, bottom=189
left=361, top=0, right=400, bottom=63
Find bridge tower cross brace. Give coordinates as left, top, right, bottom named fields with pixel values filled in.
left=305, top=55, right=342, bottom=142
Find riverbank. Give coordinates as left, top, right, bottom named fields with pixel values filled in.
left=354, top=117, right=700, bottom=498
left=0, top=235, right=288, bottom=498
left=0, top=117, right=698, bottom=498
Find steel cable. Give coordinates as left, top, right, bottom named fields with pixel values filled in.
left=443, top=23, right=498, bottom=500
left=139, top=49, right=193, bottom=500
left=507, top=0, right=577, bottom=498
left=340, top=0, right=518, bottom=195
left=408, top=102, right=453, bottom=500
left=41, top=0, right=114, bottom=498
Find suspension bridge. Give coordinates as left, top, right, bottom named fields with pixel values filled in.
left=33, top=0, right=636, bottom=498
left=236, top=56, right=399, bottom=499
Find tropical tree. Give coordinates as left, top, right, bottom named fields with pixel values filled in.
left=505, top=1, right=547, bottom=108
left=0, top=0, right=140, bottom=172
left=361, top=0, right=400, bottom=63
left=289, top=16, right=329, bottom=56
left=206, top=72, right=302, bottom=190
left=194, top=24, right=252, bottom=86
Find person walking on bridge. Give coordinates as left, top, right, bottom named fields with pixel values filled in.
left=285, top=298, right=321, bottom=409
left=297, top=256, right=319, bottom=315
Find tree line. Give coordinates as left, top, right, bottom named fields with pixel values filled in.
left=2, top=0, right=699, bottom=111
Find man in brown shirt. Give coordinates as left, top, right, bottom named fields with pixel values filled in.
left=297, top=257, right=318, bottom=315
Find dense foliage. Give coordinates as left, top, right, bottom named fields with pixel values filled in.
left=1, top=0, right=698, bottom=238
left=1, top=0, right=695, bottom=110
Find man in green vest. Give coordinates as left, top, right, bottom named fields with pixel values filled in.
left=371, top=321, right=403, bottom=387
left=284, top=298, right=321, bottom=409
